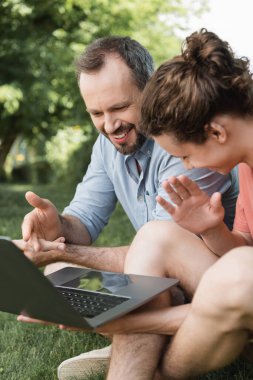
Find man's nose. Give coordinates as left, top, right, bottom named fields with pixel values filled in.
left=104, top=115, right=121, bottom=134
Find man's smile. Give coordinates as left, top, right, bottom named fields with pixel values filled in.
left=110, top=126, right=135, bottom=144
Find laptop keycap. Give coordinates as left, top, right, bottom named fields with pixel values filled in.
left=57, top=287, right=129, bottom=318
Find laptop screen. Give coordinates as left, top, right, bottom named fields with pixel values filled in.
left=61, top=271, right=131, bottom=294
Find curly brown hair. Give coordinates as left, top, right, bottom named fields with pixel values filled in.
left=139, top=29, right=253, bottom=143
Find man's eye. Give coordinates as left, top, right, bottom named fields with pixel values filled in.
left=115, top=105, right=128, bottom=111
left=91, top=112, right=102, bottom=117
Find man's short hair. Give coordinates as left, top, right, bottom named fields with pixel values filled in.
left=76, top=36, right=154, bottom=90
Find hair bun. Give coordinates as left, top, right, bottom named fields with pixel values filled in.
left=182, top=28, right=233, bottom=76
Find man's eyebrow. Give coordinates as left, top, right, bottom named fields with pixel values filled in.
left=86, top=101, right=131, bottom=114
left=86, top=107, right=99, bottom=113
left=112, top=101, right=131, bottom=108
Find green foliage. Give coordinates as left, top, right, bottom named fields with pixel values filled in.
left=0, top=0, right=208, bottom=173
left=65, top=133, right=96, bottom=185
left=45, top=125, right=91, bottom=182
left=11, top=159, right=53, bottom=184
left=0, top=84, right=23, bottom=116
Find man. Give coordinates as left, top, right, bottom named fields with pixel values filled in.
left=21, top=36, right=238, bottom=379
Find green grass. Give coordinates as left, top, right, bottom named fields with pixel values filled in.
left=0, top=183, right=134, bottom=380
left=0, top=183, right=252, bottom=379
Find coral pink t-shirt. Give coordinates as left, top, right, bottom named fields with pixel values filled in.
left=233, top=163, right=253, bottom=237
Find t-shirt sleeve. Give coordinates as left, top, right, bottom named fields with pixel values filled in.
left=233, top=194, right=250, bottom=233
left=63, top=137, right=117, bottom=242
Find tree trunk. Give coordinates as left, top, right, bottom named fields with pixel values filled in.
left=0, top=133, right=17, bottom=179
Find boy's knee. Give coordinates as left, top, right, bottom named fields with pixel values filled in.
left=137, top=220, right=177, bottom=242
left=192, top=247, right=253, bottom=329
left=125, top=221, right=185, bottom=276
left=136, top=221, right=192, bottom=252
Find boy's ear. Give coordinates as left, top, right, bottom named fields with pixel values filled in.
left=205, top=121, right=227, bottom=143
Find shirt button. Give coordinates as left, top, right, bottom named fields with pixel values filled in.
left=147, top=149, right=151, bottom=155
left=138, top=195, right=144, bottom=202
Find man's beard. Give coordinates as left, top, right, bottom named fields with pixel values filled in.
left=105, top=123, right=146, bottom=155
left=116, top=131, right=146, bottom=155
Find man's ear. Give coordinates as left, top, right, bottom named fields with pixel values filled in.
left=204, top=121, right=227, bottom=143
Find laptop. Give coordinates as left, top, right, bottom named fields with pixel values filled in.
left=0, top=237, right=178, bottom=329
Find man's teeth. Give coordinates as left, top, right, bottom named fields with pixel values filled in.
left=115, top=132, right=128, bottom=139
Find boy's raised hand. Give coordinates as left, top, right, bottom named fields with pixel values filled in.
left=157, top=175, right=225, bottom=235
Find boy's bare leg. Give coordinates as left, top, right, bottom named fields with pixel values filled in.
left=124, top=221, right=218, bottom=297
left=161, top=247, right=253, bottom=379
left=107, top=221, right=218, bottom=380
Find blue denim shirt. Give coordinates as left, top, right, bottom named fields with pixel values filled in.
left=64, top=135, right=238, bottom=242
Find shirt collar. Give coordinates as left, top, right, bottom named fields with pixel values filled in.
left=125, top=138, right=154, bottom=161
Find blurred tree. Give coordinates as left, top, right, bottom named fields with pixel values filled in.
left=0, top=0, right=207, bottom=177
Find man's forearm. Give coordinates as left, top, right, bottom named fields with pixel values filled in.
left=96, top=304, right=190, bottom=335
left=55, top=244, right=129, bottom=272
left=59, top=215, right=92, bottom=245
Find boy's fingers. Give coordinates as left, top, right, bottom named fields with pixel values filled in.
left=162, top=181, right=182, bottom=205
left=12, top=239, right=27, bottom=251
left=29, top=232, right=40, bottom=252
left=178, top=175, right=202, bottom=196
left=38, top=238, right=65, bottom=251
left=167, top=177, right=190, bottom=200
left=156, top=196, right=175, bottom=215
left=17, top=315, right=55, bottom=326
left=210, top=192, right=222, bottom=210
left=55, top=237, right=65, bottom=243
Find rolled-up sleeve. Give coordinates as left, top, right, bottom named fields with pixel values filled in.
left=63, top=137, right=117, bottom=242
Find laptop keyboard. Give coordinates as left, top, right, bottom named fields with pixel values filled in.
left=57, top=287, right=130, bottom=318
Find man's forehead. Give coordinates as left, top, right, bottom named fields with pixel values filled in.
left=85, top=91, right=134, bottom=113
left=79, top=56, right=134, bottom=87
left=79, top=63, right=141, bottom=110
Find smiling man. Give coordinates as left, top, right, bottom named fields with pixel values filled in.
left=21, top=36, right=239, bottom=379
left=80, top=54, right=146, bottom=155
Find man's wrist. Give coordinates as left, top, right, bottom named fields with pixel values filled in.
left=59, top=244, right=86, bottom=263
